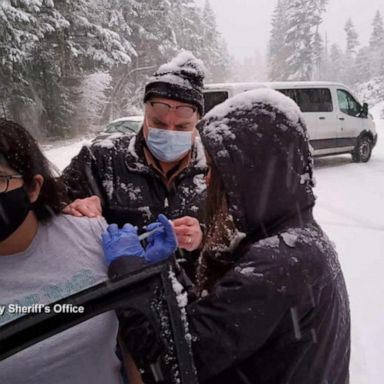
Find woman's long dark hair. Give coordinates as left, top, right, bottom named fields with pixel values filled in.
left=197, top=161, right=239, bottom=293
left=0, top=119, right=70, bottom=222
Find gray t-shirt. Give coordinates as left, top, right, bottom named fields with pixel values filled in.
left=0, top=214, right=121, bottom=384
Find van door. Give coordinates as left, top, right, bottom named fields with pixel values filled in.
left=278, top=88, right=336, bottom=154
left=336, top=88, right=367, bottom=150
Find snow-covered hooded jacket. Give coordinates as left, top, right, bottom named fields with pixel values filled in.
left=188, top=89, right=350, bottom=383
left=112, top=89, right=350, bottom=384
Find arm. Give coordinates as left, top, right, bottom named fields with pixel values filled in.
left=187, top=255, right=294, bottom=382
left=61, top=145, right=105, bottom=217
left=103, top=216, right=178, bottom=382
left=118, top=333, right=144, bottom=384
left=61, top=145, right=105, bottom=201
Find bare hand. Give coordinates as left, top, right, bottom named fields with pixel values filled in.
left=62, top=196, right=102, bottom=218
left=172, top=216, right=203, bottom=251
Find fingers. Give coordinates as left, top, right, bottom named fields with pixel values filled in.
left=101, top=230, right=110, bottom=244
left=146, top=222, right=163, bottom=232
left=62, top=205, right=84, bottom=217
left=102, top=223, right=118, bottom=246
left=107, top=223, right=119, bottom=236
left=63, top=196, right=102, bottom=218
left=172, top=216, right=196, bottom=227
left=173, top=219, right=203, bottom=251
left=158, top=214, right=174, bottom=232
left=121, top=223, right=137, bottom=234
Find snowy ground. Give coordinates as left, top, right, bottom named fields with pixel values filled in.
left=44, top=119, right=384, bottom=384
left=313, top=121, right=383, bottom=384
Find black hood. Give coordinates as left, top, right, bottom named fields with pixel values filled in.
left=198, top=88, right=315, bottom=237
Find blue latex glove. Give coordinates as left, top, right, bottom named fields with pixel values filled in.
left=144, top=214, right=177, bottom=263
left=102, top=223, right=145, bottom=266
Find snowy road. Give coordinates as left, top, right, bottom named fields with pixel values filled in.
left=313, top=121, right=384, bottom=384
left=44, top=120, right=384, bottom=384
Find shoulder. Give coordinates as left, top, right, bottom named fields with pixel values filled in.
left=240, top=224, right=339, bottom=287
left=91, top=133, right=132, bottom=152
left=48, top=214, right=107, bottom=242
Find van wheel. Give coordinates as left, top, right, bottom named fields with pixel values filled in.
left=352, top=137, right=372, bottom=163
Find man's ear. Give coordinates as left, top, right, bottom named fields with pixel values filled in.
left=28, top=175, right=44, bottom=203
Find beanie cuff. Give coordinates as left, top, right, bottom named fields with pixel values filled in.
left=144, top=82, right=204, bottom=116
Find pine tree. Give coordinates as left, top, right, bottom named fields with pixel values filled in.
left=369, top=11, right=384, bottom=49
left=327, top=43, right=344, bottom=81
left=268, top=0, right=328, bottom=81
left=0, top=0, right=137, bottom=137
left=354, top=46, right=372, bottom=82
left=0, top=1, right=40, bottom=122
left=344, top=18, right=359, bottom=55
left=199, top=0, right=230, bottom=82
left=343, top=18, right=359, bottom=85
left=369, top=10, right=384, bottom=77
left=312, top=29, right=325, bottom=80
left=1, top=0, right=230, bottom=137
left=268, top=0, right=290, bottom=80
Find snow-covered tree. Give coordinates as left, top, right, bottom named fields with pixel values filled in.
left=268, top=0, right=328, bottom=81
left=344, top=18, right=359, bottom=55
left=0, top=0, right=137, bottom=136
left=326, top=43, right=344, bottom=82
left=341, top=18, right=360, bottom=85
left=368, top=10, right=384, bottom=78
left=369, top=11, right=384, bottom=49
left=354, top=46, right=373, bottom=82
left=268, top=0, right=290, bottom=80
left=199, top=0, right=231, bottom=82
left=312, top=29, right=326, bottom=80
left=1, top=0, right=229, bottom=137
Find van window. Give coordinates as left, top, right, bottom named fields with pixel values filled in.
left=337, top=89, right=362, bottom=117
left=203, top=91, right=229, bottom=113
left=278, top=88, right=333, bottom=113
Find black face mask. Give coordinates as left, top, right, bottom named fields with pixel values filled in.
left=0, top=187, right=31, bottom=242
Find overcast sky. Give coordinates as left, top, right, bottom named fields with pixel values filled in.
left=199, top=0, right=384, bottom=61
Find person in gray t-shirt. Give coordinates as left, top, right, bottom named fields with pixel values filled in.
left=0, top=119, right=121, bottom=384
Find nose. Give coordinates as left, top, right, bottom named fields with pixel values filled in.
left=161, top=113, right=179, bottom=131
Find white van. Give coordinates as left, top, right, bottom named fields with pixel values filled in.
left=203, top=81, right=378, bottom=162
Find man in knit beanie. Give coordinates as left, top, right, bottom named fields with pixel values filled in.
left=144, top=51, right=205, bottom=115
left=63, top=50, right=207, bottom=264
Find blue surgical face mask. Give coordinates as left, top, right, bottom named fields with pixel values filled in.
left=146, top=127, right=193, bottom=162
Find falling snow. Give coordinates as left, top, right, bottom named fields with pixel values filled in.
left=44, top=115, right=384, bottom=384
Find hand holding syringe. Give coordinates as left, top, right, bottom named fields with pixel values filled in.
left=138, top=224, right=165, bottom=241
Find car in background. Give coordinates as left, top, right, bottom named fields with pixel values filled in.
left=203, top=82, right=377, bottom=162
left=94, top=115, right=143, bottom=141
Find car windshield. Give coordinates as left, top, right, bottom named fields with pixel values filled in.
left=105, top=120, right=142, bottom=134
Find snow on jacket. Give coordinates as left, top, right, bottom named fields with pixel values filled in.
left=62, top=129, right=208, bottom=278
left=112, top=89, right=351, bottom=384
left=62, top=129, right=207, bottom=228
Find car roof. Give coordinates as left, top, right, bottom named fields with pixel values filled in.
left=204, top=81, right=348, bottom=92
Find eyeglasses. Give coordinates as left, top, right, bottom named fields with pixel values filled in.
left=0, top=175, right=23, bottom=193
left=149, top=101, right=197, bottom=118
